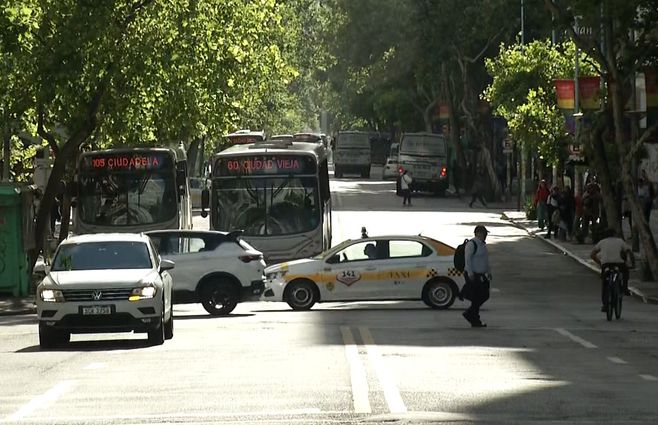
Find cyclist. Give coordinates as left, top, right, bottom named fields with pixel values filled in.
left=590, top=228, right=634, bottom=312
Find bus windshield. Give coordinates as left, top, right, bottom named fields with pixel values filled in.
left=337, top=133, right=370, bottom=149
left=78, top=170, right=178, bottom=226
left=213, top=176, right=320, bottom=236
left=400, top=135, right=446, bottom=156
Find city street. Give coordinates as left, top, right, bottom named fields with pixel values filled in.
left=2, top=168, right=658, bottom=424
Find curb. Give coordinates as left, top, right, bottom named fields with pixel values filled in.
left=501, top=213, right=658, bottom=305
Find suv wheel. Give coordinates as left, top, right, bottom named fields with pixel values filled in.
left=39, top=324, right=69, bottom=349
left=164, top=307, right=174, bottom=340
left=200, top=280, right=239, bottom=316
left=148, top=302, right=166, bottom=345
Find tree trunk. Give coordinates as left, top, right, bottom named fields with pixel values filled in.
left=2, top=125, right=10, bottom=181
left=609, top=67, right=658, bottom=280
left=58, top=191, right=72, bottom=244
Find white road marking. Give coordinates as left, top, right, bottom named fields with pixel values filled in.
left=554, top=328, right=598, bottom=349
left=491, top=288, right=501, bottom=293
left=4, top=380, right=75, bottom=422
left=359, top=326, right=407, bottom=414
left=607, top=357, right=627, bottom=365
left=23, top=409, right=328, bottom=422
left=83, top=362, right=106, bottom=370
left=640, top=374, right=658, bottom=381
left=339, top=326, right=371, bottom=414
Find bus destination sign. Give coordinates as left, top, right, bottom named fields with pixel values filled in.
left=81, top=152, right=173, bottom=171
left=215, top=155, right=316, bottom=176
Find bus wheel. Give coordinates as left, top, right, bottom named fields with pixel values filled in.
left=285, top=279, right=318, bottom=311
left=200, top=280, right=239, bottom=316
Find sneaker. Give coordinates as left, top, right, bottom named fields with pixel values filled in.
left=471, top=322, right=487, bottom=328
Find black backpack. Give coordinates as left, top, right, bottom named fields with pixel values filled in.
left=453, top=239, right=477, bottom=272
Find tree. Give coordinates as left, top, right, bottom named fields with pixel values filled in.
left=546, top=0, right=658, bottom=279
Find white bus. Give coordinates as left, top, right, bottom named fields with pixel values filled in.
left=74, top=147, right=192, bottom=234
left=202, top=140, right=331, bottom=263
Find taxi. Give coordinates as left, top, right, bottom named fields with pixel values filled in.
left=262, top=233, right=464, bottom=310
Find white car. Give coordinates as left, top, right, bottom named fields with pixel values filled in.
left=146, top=230, right=266, bottom=316
left=382, top=157, right=399, bottom=180
left=35, top=233, right=174, bottom=348
left=262, top=234, right=465, bottom=310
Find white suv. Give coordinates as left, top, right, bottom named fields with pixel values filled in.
left=146, top=230, right=266, bottom=315
left=36, top=233, right=174, bottom=348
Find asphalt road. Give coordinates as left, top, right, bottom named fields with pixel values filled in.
left=1, top=166, right=657, bottom=425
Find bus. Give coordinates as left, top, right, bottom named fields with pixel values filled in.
left=202, top=140, right=331, bottom=263
left=74, top=147, right=192, bottom=234
left=225, top=130, right=266, bottom=145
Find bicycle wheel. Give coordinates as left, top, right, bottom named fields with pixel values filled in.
left=606, top=283, right=614, bottom=321
left=614, top=279, right=623, bottom=320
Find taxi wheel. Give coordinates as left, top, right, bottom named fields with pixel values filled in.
left=422, top=279, right=456, bottom=310
left=285, top=279, right=318, bottom=311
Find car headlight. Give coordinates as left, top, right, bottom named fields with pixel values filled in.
left=129, top=286, right=157, bottom=301
left=266, top=270, right=287, bottom=280
left=40, top=289, right=64, bottom=303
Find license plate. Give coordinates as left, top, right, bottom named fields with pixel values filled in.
left=82, top=306, right=111, bottom=315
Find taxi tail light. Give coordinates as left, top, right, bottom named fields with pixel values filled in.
left=239, top=253, right=263, bottom=263
left=440, top=167, right=447, bottom=177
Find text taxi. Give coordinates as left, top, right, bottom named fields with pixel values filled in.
left=262, top=234, right=465, bottom=310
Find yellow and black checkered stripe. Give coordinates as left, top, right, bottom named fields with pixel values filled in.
left=447, top=267, right=463, bottom=277
left=426, top=269, right=439, bottom=278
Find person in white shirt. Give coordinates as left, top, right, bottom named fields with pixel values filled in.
left=590, top=228, right=634, bottom=312
left=462, top=225, right=492, bottom=327
left=400, top=169, right=413, bottom=206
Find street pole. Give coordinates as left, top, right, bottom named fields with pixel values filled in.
left=574, top=16, right=582, bottom=198
left=519, top=0, right=527, bottom=210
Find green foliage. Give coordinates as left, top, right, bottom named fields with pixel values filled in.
left=524, top=197, right=537, bottom=220
left=484, top=40, right=597, bottom=165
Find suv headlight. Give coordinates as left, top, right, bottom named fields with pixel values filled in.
left=40, top=289, right=64, bottom=303
left=129, top=286, right=157, bottom=301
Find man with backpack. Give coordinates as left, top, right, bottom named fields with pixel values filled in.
left=456, top=225, right=491, bottom=327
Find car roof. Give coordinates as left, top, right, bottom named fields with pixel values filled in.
left=61, top=233, right=149, bottom=244
left=145, top=229, right=228, bottom=236
left=341, top=235, right=440, bottom=244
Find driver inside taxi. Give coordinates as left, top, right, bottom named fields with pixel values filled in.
left=364, top=243, right=377, bottom=260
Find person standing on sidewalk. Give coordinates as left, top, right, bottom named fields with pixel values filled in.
left=462, top=225, right=491, bottom=328
left=560, top=186, right=575, bottom=240
left=535, top=180, right=550, bottom=230
left=400, top=169, right=413, bottom=206
left=545, top=186, right=561, bottom=239
left=637, top=172, right=655, bottom=225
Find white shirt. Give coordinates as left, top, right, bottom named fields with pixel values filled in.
left=400, top=174, right=412, bottom=190
left=464, top=237, right=490, bottom=275
left=594, top=237, right=630, bottom=264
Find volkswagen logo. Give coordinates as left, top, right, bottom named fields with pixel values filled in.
left=91, top=290, right=103, bottom=301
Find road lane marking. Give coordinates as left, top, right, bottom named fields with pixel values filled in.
left=358, top=326, right=407, bottom=414
left=4, top=380, right=75, bottom=422
left=640, top=374, right=658, bottom=381
left=607, top=357, right=627, bottom=365
left=339, top=326, right=371, bottom=414
left=554, top=328, right=598, bottom=349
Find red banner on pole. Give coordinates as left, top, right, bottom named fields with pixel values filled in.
left=555, top=80, right=575, bottom=109
left=579, top=76, right=601, bottom=110
left=436, top=103, right=450, bottom=120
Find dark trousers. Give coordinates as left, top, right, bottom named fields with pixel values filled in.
left=464, top=273, right=490, bottom=323
left=469, top=192, right=487, bottom=207
left=402, top=189, right=412, bottom=205
left=601, top=263, right=629, bottom=307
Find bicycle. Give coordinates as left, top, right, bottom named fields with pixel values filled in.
left=603, top=265, right=623, bottom=321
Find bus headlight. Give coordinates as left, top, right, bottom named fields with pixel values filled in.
left=129, top=286, right=157, bottom=301
left=40, top=289, right=64, bottom=303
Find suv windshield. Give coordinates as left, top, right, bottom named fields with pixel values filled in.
left=400, top=135, right=446, bottom=156
left=213, top=176, right=320, bottom=236
left=52, top=241, right=152, bottom=271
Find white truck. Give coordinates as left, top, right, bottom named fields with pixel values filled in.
left=333, top=131, right=371, bottom=178
left=396, top=132, right=449, bottom=196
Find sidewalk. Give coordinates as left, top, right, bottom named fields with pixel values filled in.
left=502, top=210, right=658, bottom=305
left=0, top=296, right=36, bottom=316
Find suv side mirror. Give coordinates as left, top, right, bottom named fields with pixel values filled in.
left=160, top=259, right=175, bottom=272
